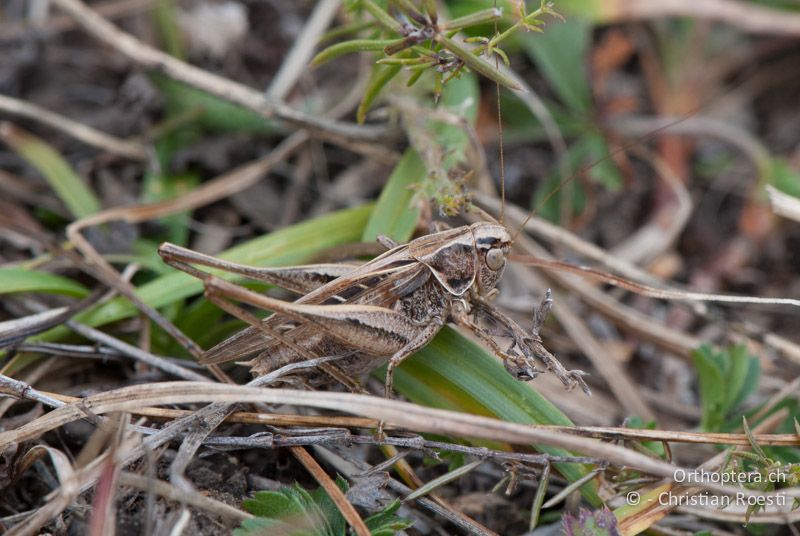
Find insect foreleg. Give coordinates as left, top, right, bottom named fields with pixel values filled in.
left=451, top=301, right=543, bottom=381
left=469, top=296, right=592, bottom=395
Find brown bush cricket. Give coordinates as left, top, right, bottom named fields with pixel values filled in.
left=158, top=219, right=591, bottom=397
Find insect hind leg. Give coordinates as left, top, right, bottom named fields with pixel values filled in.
left=202, top=277, right=363, bottom=392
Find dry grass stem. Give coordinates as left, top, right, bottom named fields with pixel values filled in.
left=3, top=379, right=799, bottom=505
left=267, top=0, right=342, bottom=100
left=0, top=95, right=148, bottom=160
left=66, top=322, right=209, bottom=382
left=17, top=381, right=799, bottom=447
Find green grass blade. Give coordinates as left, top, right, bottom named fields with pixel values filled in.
left=0, top=124, right=101, bottom=218
left=403, top=459, right=484, bottom=501
left=154, top=77, right=281, bottom=135
left=521, top=17, right=592, bottom=113
left=0, top=268, right=89, bottom=298
left=152, top=0, right=186, bottom=59
left=362, top=148, right=424, bottom=243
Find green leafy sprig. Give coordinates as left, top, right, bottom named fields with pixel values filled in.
left=314, top=0, right=561, bottom=122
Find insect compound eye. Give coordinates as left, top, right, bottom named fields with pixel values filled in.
left=485, top=247, right=506, bottom=271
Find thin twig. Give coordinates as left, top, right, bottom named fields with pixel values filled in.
left=0, top=289, right=106, bottom=349
left=169, top=404, right=232, bottom=494
left=66, top=322, right=209, bottom=382
left=267, top=0, right=342, bottom=100
left=511, top=254, right=800, bottom=308
left=199, top=431, right=603, bottom=466
left=0, top=374, right=66, bottom=409
left=4, top=372, right=799, bottom=448
left=2, top=378, right=798, bottom=526
left=0, top=94, right=148, bottom=160
left=14, top=342, right=198, bottom=369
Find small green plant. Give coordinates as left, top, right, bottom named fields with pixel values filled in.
left=313, top=0, right=560, bottom=122
left=723, top=418, right=800, bottom=523
left=692, top=344, right=760, bottom=432
left=234, top=476, right=413, bottom=536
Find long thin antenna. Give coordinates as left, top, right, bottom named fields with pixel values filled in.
left=494, top=0, right=506, bottom=225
